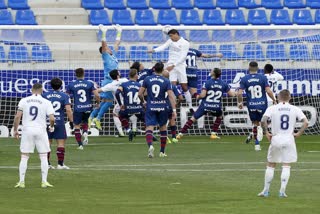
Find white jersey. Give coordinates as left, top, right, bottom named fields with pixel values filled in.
left=265, top=71, right=284, bottom=102
left=263, top=102, right=306, bottom=137
left=18, top=94, right=55, bottom=129
left=101, top=78, right=128, bottom=97
left=154, top=37, right=190, bottom=67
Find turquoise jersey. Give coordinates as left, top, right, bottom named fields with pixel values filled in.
left=102, top=50, right=118, bottom=79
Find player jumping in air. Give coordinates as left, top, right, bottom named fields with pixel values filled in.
left=138, top=62, right=177, bottom=158
left=237, top=61, right=276, bottom=151
left=43, top=78, right=74, bottom=169
left=258, top=89, right=308, bottom=198
left=177, top=68, right=235, bottom=140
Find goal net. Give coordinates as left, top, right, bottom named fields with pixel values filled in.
left=1, top=25, right=320, bottom=137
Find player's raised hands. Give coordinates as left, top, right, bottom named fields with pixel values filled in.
left=114, top=24, right=122, bottom=33
left=99, top=24, right=107, bottom=33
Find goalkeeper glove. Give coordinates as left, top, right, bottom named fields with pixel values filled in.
left=99, top=24, right=107, bottom=42
left=114, top=24, right=122, bottom=41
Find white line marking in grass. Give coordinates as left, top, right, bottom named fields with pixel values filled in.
left=307, top=151, right=320, bottom=153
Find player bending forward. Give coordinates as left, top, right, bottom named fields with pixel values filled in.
left=258, top=89, right=308, bottom=198
left=43, top=78, right=74, bottom=169
left=14, top=83, right=55, bottom=188
left=138, top=62, right=176, bottom=158
left=177, top=68, right=235, bottom=140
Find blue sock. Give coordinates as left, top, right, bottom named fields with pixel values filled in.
left=255, top=139, right=260, bottom=145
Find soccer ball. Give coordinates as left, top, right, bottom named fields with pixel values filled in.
left=162, top=25, right=172, bottom=35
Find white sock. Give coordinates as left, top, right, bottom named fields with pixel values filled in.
left=184, top=90, right=192, bottom=108
left=39, top=153, right=49, bottom=183
left=263, top=166, right=275, bottom=192
left=113, top=116, right=124, bottom=136
left=19, top=154, right=29, bottom=183
left=280, top=166, right=291, bottom=193
left=130, top=115, right=137, bottom=130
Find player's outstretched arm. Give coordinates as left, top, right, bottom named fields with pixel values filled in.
left=294, top=118, right=308, bottom=138
left=237, top=89, right=244, bottom=109
left=148, top=39, right=171, bottom=53
left=201, top=53, right=223, bottom=58
left=114, top=24, right=122, bottom=52
left=13, top=110, right=23, bottom=139
left=99, top=24, right=108, bottom=53
left=266, top=87, right=277, bottom=104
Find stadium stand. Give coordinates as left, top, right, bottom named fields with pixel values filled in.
left=15, top=9, right=37, bottom=25
left=266, top=44, right=288, bottom=61
left=284, top=0, right=305, bottom=9
left=112, top=9, right=134, bottom=25
left=0, top=9, right=14, bottom=25
left=89, top=9, right=111, bottom=25
left=0, top=0, right=7, bottom=9
left=212, top=30, right=233, bottom=42
left=180, top=9, right=202, bottom=25
left=158, top=9, right=179, bottom=25
left=261, top=0, right=283, bottom=9
left=293, top=9, right=314, bottom=25
left=290, top=44, right=310, bottom=60
left=121, top=30, right=140, bottom=42
left=248, top=9, right=269, bottom=25
left=225, top=10, right=247, bottom=25
left=149, top=0, right=170, bottom=9
left=270, top=9, right=292, bottom=25
left=189, top=30, right=211, bottom=42
left=194, top=0, right=215, bottom=9
left=172, top=0, right=193, bottom=9
left=104, top=0, right=126, bottom=9
left=307, top=0, right=320, bottom=9
left=243, top=44, right=265, bottom=60
left=127, top=0, right=148, bottom=10
left=216, top=0, right=238, bottom=9
left=31, top=45, right=53, bottom=62
left=81, top=0, right=103, bottom=10
left=23, top=29, right=45, bottom=44
left=8, top=0, right=29, bottom=10
left=135, top=9, right=156, bottom=25
left=8, top=45, right=29, bottom=63
left=238, top=0, right=260, bottom=9
left=0, top=45, right=6, bottom=62
left=203, top=9, right=224, bottom=25
left=143, top=30, right=164, bottom=42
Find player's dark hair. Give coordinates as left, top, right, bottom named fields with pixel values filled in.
left=109, top=69, right=119, bottom=80
left=278, top=89, right=291, bottom=101
left=249, top=61, right=258, bottom=68
left=51, top=78, right=63, bottom=90
left=99, top=46, right=103, bottom=54
left=130, top=62, right=141, bottom=71
left=213, top=68, right=222, bottom=79
left=168, top=29, right=179, bottom=36
left=32, top=83, right=42, bottom=91
left=153, top=62, right=164, bottom=74
left=264, top=64, right=274, bottom=74
left=75, top=68, right=85, bottom=78
left=129, top=69, right=138, bottom=79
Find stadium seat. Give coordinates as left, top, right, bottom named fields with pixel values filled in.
left=219, top=44, right=241, bottom=60
left=158, top=10, right=179, bottom=25
left=261, top=0, right=283, bottom=9
left=243, top=44, right=265, bottom=60
left=104, top=0, right=125, bottom=9
left=8, top=45, right=29, bottom=63
left=8, top=0, right=29, bottom=9
left=97, top=29, right=116, bottom=42
left=212, top=30, right=232, bottom=42
left=315, top=10, right=320, bottom=23
left=270, top=10, right=292, bottom=25
left=81, top=0, right=103, bottom=10
left=0, top=45, right=6, bottom=62
left=266, top=44, right=287, bottom=61
left=216, top=0, right=238, bottom=9
left=301, top=29, right=320, bottom=42
left=142, top=30, right=164, bottom=42
left=130, top=46, right=150, bottom=61
left=89, top=9, right=111, bottom=25
left=177, top=30, right=187, bottom=39
left=194, top=0, right=215, bottom=9
left=23, top=30, right=45, bottom=44
left=0, top=29, right=22, bottom=45
left=312, top=44, right=320, bottom=60
left=235, top=30, right=255, bottom=42
left=225, top=10, right=247, bottom=25
left=307, top=0, right=320, bottom=9
left=112, top=10, right=134, bottom=25
left=127, top=0, right=148, bottom=9
left=290, top=44, right=310, bottom=60
left=0, top=0, right=7, bottom=9
left=149, top=0, right=170, bottom=9
left=152, top=46, right=168, bottom=61
left=248, top=9, right=269, bottom=25
left=181, top=10, right=201, bottom=25
left=31, top=45, right=54, bottom=62
left=279, top=29, right=300, bottom=42
left=189, top=30, right=211, bottom=42
left=293, top=10, right=314, bottom=25
left=284, top=0, right=305, bottom=8
left=172, top=0, right=193, bottom=9
left=15, top=10, right=37, bottom=25
left=116, top=46, right=127, bottom=61
left=135, top=9, right=156, bottom=25
left=257, top=30, right=278, bottom=41
left=0, top=9, right=13, bottom=25
left=121, top=30, right=140, bottom=42
left=203, top=9, right=224, bottom=25
left=238, top=0, right=260, bottom=9
left=198, top=45, right=219, bottom=61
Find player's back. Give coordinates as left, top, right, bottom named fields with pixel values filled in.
left=100, top=79, right=114, bottom=100
left=102, top=51, right=118, bottom=78
left=203, top=78, right=230, bottom=108
left=67, top=79, right=95, bottom=112
left=265, top=71, right=284, bottom=102
left=122, top=80, right=142, bottom=110
left=167, top=37, right=189, bottom=65
left=186, top=48, right=202, bottom=70
left=138, top=69, right=153, bottom=85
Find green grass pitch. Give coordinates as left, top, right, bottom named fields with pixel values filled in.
left=1, top=135, right=320, bottom=214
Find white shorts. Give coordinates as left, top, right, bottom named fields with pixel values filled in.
left=267, top=134, right=297, bottom=163
left=20, top=127, right=50, bottom=153
left=168, top=64, right=187, bottom=83
left=113, top=104, right=120, bottom=116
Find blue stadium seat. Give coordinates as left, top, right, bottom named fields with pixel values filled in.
left=172, top=0, right=193, bottom=9
left=243, top=44, right=265, bottom=60
left=248, top=9, right=269, bottom=25
left=238, top=0, right=260, bottom=9
left=293, top=10, right=314, bottom=25
left=203, top=10, right=224, bottom=25
left=177, top=30, right=187, bottom=39
left=0, top=9, right=13, bottom=25
left=15, top=10, right=37, bottom=25
left=127, top=0, right=148, bottom=9
left=8, top=45, right=29, bottom=62
left=149, top=0, right=170, bottom=9
left=143, top=30, right=164, bottom=42
left=189, top=30, right=210, bottom=42
left=257, top=30, right=278, bottom=41
left=312, top=44, right=320, bottom=60
left=0, top=45, right=6, bottom=62
left=307, top=0, right=320, bottom=9
left=180, top=10, right=201, bottom=25
left=8, top=0, right=29, bottom=9
left=301, top=30, right=320, bottom=42
left=0, top=0, right=7, bottom=9
left=194, top=0, right=215, bottom=9
left=235, top=30, right=255, bottom=42
left=198, top=45, right=219, bottom=61
left=315, top=10, right=320, bottom=23
left=104, top=0, right=125, bottom=9
left=261, top=0, right=283, bottom=9
left=135, top=9, right=156, bottom=25
left=152, top=46, right=169, bottom=61
left=23, top=30, right=45, bottom=44
left=81, top=0, right=103, bottom=9
left=90, top=10, right=111, bottom=25
left=279, top=29, right=300, bottom=42
left=0, top=29, right=22, bottom=45
left=112, top=10, right=134, bottom=25
left=121, top=30, right=140, bottom=42
left=290, top=44, right=310, bottom=60
left=212, top=30, right=232, bottom=42
left=266, top=44, right=287, bottom=61
left=31, top=45, right=54, bottom=62
left=219, top=44, right=241, bottom=60
left=270, top=10, right=292, bottom=25
left=117, top=46, right=127, bottom=61
left=130, top=46, right=150, bottom=61
left=225, top=10, right=247, bottom=25
left=158, top=10, right=179, bottom=25
left=216, top=0, right=238, bottom=9
left=284, top=0, right=305, bottom=8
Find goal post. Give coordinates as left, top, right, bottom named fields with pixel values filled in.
left=1, top=25, right=320, bottom=137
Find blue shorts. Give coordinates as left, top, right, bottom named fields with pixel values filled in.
left=119, top=109, right=145, bottom=121
left=74, top=111, right=91, bottom=125
left=47, top=125, right=67, bottom=140
left=193, top=105, right=222, bottom=120
left=186, top=69, right=198, bottom=88
left=145, top=110, right=168, bottom=127
left=247, top=107, right=267, bottom=122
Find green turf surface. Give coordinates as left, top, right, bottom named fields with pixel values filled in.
left=1, top=135, right=320, bottom=214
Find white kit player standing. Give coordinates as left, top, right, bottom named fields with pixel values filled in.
left=264, top=64, right=284, bottom=106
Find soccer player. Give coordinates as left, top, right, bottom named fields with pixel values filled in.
left=67, top=68, right=100, bottom=150
left=264, top=64, right=284, bottom=107
left=148, top=29, right=192, bottom=112
left=138, top=62, right=177, bottom=158
left=258, top=89, right=308, bottom=198
left=237, top=61, right=276, bottom=151
left=13, top=83, right=55, bottom=188
left=42, top=78, right=73, bottom=170
left=177, top=68, right=235, bottom=140
left=130, top=61, right=154, bottom=85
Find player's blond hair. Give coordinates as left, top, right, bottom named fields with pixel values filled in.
left=129, top=69, right=138, bottom=79
left=278, top=89, right=291, bottom=102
